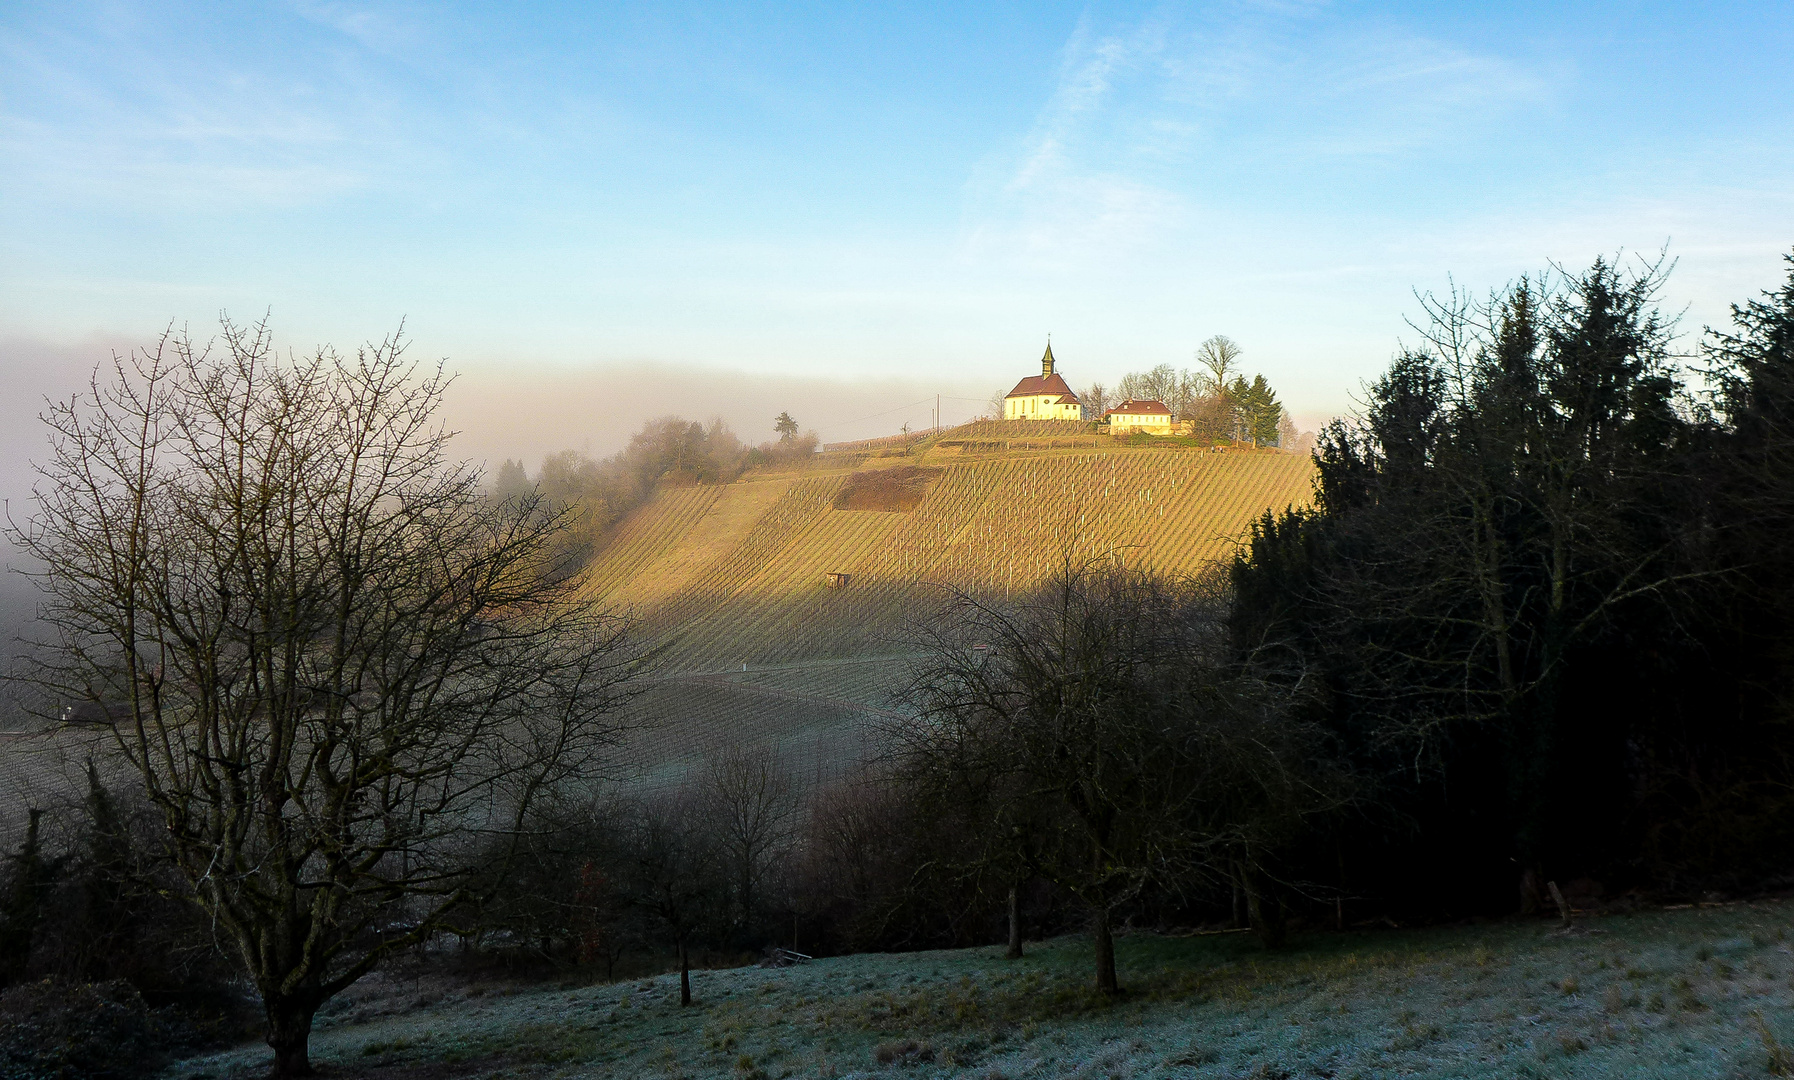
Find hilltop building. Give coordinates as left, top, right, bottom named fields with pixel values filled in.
left=1104, top=398, right=1174, bottom=434
left=1003, top=344, right=1083, bottom=420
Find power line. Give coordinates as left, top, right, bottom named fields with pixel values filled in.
left=813, top=396, right=937, bottom=433
left=813, top=391, right=1006, bottom=436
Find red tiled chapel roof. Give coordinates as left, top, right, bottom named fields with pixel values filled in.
left=1005, top=372, right=1079, bottom=403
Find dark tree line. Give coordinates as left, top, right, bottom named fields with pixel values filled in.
left=471, top=746, right=802, bottom=1005
left=463, top=733, right=1144, bottom=995
left=0, top=766, right=250, bottom=1078
left=870, top=252, right=1794, bottom=992
left=895, top=564, right=1345, bottom=991
left=1231, top=252, right=1794, bottom=915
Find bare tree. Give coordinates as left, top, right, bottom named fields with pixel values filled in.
left=0, top=809, right=58, bottom=987
left=794, top=766, right=937, bottom=953
left=1182, top=392, right=1237, bottom=443
left=1116, top=364, right=1203, bottom=418
left=1080, top=383, right=1111, bottom=420
left=902, top=562, right=1343, bottom=993
left=11, top=318, right=644, bottom=1077
left=703, top=745, right=797, bottom=940
left=619, top=787, right=724, bottom=1006
left=1277, top=411, right=1301, bottom=451
left=1196, top=335, right=1244, bottom=392
left=892, top=703, right=1043, bottom=959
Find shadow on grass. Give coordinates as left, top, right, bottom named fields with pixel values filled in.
left=795, top=904, right=1777, bottom=1038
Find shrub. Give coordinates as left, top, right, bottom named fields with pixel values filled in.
left=0, top=978, right=171, bottom=1079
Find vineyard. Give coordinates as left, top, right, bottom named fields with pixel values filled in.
left=0, top=444, right=1317, bottom=809
left=587, top=444, right=1316, bottom=780
left=0, top=727, right=116, bottom=837
left=584, top=447, right=1315, bottom=668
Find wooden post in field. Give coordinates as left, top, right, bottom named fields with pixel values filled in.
left=1547, top=880, right=1572, bottom=929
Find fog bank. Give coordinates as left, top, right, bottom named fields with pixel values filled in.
left=441, top=359, right=1005, bottom=470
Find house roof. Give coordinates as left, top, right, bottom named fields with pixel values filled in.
left=1005, top=371, right=1079, bottom=402
left=1104, top=399, right=1172, bottom=417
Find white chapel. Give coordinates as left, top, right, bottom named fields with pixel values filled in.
left=1003, top=344, right=1083, bottom=421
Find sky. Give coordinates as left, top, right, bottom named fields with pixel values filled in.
left=3, top=1, right=1793, bottom=466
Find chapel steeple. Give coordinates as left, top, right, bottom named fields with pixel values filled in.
left=1004, top=340, right=1080, bottom=421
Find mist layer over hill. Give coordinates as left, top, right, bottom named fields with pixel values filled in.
left=0, top=333, right=1028, bottom=726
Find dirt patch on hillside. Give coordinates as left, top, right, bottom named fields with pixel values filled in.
left=832, top=466, right=940, bottom=511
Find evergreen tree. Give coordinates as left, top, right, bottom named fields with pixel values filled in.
left=69, top=763, right=146, bottom=982
left=0, top=809, right=61, bottom=986
left=1230, top=255, right=1727, bottom=912
left=1241, top=375, right=1282, bottom=445
left=1224, top=374, right=1281, bottom=445
left=491, top=458, right=531, bottom=503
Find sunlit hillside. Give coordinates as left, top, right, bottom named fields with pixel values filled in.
left=593, top=430, right=1316, bottom=782
left=0, top=434, right=1316, bottom=811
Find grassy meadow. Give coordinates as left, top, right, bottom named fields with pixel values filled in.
left=170, top=900, right=1794, bottom=1080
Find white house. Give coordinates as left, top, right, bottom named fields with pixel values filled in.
left=1003, top=344, right=1083, bottom=421
left=1104, top=398, right=1173, bottom=434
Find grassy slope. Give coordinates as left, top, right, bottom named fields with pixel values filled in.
left=171, top=900, right=1794, bottom=1079
left=587, top=443, right=1315, bottom=782
left=582, top=446, right=1316, bottom=672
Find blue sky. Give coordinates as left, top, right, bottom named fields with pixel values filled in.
left=3, top=1, right=1792, bottom=455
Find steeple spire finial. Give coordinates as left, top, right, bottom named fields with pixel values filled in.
left=1042, top=338, right=1056, bottom=378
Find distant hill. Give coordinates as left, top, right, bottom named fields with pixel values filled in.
left=0, top=427, right=1316, bottom=830
left=588, top=425, right=1316, bottom=783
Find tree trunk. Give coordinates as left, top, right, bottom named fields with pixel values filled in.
left=1005, top=885, right=1023, bottom=959
left=1093, top=906, right=1118, bottom=995
left=1244, top=872, right=1287, bottom=949
left=1519, top=863, right=1544, bottom=915
left=1335, top=846, right=1347, bottom=931
left=678, top=938, right=692, bottom=1006
left=740, top=867, right=754, bottom=945
left=266, top=999, right=316, bottom=1078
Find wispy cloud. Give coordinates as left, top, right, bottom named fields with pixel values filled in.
left=0, top=7, right=418, bottom=211
left=287, top=1, right=430, bottom=58
left=961, top=9, right=1553, bottom=264
left=961, top=18, right=1183, bottom=264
